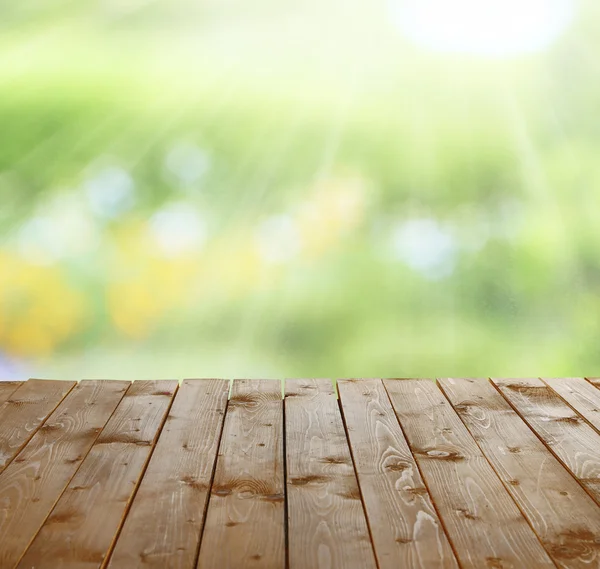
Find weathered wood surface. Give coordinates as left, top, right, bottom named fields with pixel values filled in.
left=439, top=377, right=600, bottom=569
left=108, top=379, right=229, bottom=569
left=2, top=377, right=599, bottom=569
left=544, top=376, right=600, bottom=433
left=494, top=377, right=600, bottom=506
left=0, top=380, right=129, bottom=569
left=0, top=379, right=75, bottom=474
left=338, top=378, right=457, bottom=569
left=286, top=379, right=377, bottom=569
left=0, top=381, right=23, bottom=407
left=17, top=380, right=177, bottom=569
left=197, top=379, right=285, bottom=569
left=383, top=378, right=555, bottom=569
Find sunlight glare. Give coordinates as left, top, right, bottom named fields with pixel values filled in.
left=392, top=0, right=575, bottom=57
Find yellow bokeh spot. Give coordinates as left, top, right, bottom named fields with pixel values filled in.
left=107, top=223, right=200, bottom=338
left=0, top=252, right=87, bottom=356
left=297, top=175, right=368, bottom=257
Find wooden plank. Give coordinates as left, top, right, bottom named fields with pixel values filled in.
left=17, top=380, right=177, bottom=569
left=0, top=379, right=76, bottom=474
left=0, top=382, right=23, bottom=407
left=107, top=379, right=229, bottom=569
left=197, top=379, right=285, bottom=569
left=338, top=379, right=458, bottom=569
left=286, top=379, right=377, bottom=569
left=493, top=377, right=600, bottom=506
left=544, top=377, right=600, bottom=433
left=587, top=378, right=600, bottom=389
left=383, top=379, right=555, bottom=569
left=439, top=377, right=600, bottom=569
left=0, top=380, right=130, bottom=569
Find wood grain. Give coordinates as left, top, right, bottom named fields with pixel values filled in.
left=0, top=382, right=23, bottom=407
left=0, top=379, right=76, bottom=474
left=587, top=378, right=600, bottom=389
left=286, top=379, right=377, bottom=569
left=439, top=377, right=600, bottom=569
left=383, top=379, right=555, bottom=569
left=0, top=380, right=129, bottom=569
left=338, top=378, right=458, bottom=569
left=196, top=379, right=285, bottom=569
left=544, top=377, right=600, bottom=433
left=16, top=380, right=177, bottom=569
left=493, top=377, right=600, bottom=506
left=107, top=379, right=229, bottom=569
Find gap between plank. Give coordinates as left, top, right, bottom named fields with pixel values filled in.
left=435, top=378, right=560, bottom=569
left=191, top=389, right=231, bottom=569
left=541, top=377, right=600, bottom=436
left=336, top=394, right=381, bottom=569
left=1, top=381, right=77, bottom=474
left=101, top=382, right=180, bottom=569
left=282, top=384, right=290, bottom=569
left=489, top=378, right=600, bottom=508
left=13, top=381, right=132, bottom=569
left=380, top=379, right=465, bottom=569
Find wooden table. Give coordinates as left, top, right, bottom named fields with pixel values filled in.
left=1, top=377, right=599, bottom=569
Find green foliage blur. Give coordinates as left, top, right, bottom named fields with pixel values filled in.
left=1, top=0, right=599, bottom=380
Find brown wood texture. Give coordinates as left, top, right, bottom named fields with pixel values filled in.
left=16, top=380, right=177, bottom=569
left=0, top=380, right=130, bottom=569
left=196, top=379, right=285, bottom=569
left=587, top=378, right=600, bottom=389
left=286, top=379, right=377, bottom=569
left=0, top=382, right=23, bottom=406
left=107, top=379, right=229, bottom=569
left=493, top=377, right=600, bottom=505
left=544, top=377, right=600, bottom=433
left=439, top=377, right=600, bottom=569
left=383, top=379, right=555, bottom=569
left=338, top=378, right=458, bottom=569
left=6, top=377, right=600, bottom=568
left=0, top=379, right=76, bottom=474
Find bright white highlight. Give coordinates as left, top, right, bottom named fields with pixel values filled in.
left=16, top=192, right=100, bottom=263
left=84, top=165, right=135, bottom=219
left=256, top=215, right=302, bottom=264
left=392, top=0, right=575, bottom=57
left=165, top=142, right=210, bottom=187
left=149, top=202, right=207, bottom=256
left=392, top=218, right=456, bottom=279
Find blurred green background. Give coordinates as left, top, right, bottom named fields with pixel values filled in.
left=0, top=0, right=598, bottom=380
